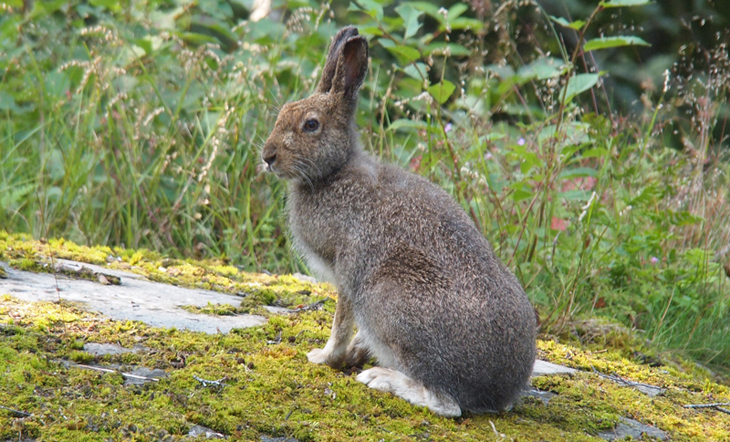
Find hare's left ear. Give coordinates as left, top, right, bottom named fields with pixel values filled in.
left=316, top=26, right=360, bottom=94
left=330, top=35, right=369, bottom=103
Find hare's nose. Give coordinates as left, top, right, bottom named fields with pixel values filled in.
left=263, top=152, right=276, bottom=167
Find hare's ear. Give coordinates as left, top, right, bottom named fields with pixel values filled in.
left=330, top=35, right=369, bottom=103
left=330, top=35, right=368, bottom=103
left=316, top=26, right=360, bottom=94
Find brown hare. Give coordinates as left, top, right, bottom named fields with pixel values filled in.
left=261, top=26, right=536, bottom=417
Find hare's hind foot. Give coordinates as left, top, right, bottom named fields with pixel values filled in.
left=357, top=367, right=461, bottom=417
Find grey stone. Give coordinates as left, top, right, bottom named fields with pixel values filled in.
left=597, top=417, right=668, bottom=441
left=83, top=342, right=139, bottom=356
left=531, top=359, right=577, bottom=376
left=189, top=424, right=226, bottom=439
left=123, top=367, right=168, bottom=385
left=263, top=305, right=294, bottom=314
left=292, top=273, right=317, bottom=284
left=523, top=387, right=557, bottom=405
left=596, top=371, right=665, bottom=398
left=633, top=384, right=665, bottom=397
left=0, top=260, right=266, bottom=334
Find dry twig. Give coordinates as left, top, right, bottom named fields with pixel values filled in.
left=0, top=405, right=32, bottom=418
left=683, top=402, right=730, bottom=415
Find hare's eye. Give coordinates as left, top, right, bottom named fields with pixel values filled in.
left=303, top=119, right=320, bottom=132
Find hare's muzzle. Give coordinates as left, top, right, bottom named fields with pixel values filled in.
left=261, top=142, right=277, bottom=172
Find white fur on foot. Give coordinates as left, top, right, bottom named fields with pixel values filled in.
left=307, top=338, right=346, bottom=366
left=357, top=367, right=461, bottom=417
left=307, top=347, right=331, bottom=364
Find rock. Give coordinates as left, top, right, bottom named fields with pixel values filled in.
left=0, top=260, right=266, bottom=334
left=597, top=417, right=668, bottom=441
left=523, top=387, right=557, bottom=405
left=123, top=367, right=168, bottom=386
left=595, top=371, right=665, bottom=397
left=292, top=273, right=317, bottom=284
left=531, top=359, right=577, bottom=376
left=188, top=424, right=225, bottom=439
left=263, top=305, right=294, bottom=315
left=632, top=383, right=665, bottom=397
left=83, top=343, right=146, bottom=356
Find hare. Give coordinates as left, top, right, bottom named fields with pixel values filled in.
left=261, top=26, right=536, bottom=417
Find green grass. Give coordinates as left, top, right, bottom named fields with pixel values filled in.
left=1, top=0, right=729, bottom=371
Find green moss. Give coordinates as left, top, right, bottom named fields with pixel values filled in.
left=68, top=350, right=95, bottom=364
left=1, top=232, right=729, bottom=441
left=10, top=257, right=44, bottom=272
left=0, top=296, right=728, bottom=442
left=180, top=302, right=242, bottom=316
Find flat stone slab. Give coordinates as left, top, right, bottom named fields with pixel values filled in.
left=83, top=342, right=147, bottom=356
left=0, top=259, right=266, bottom=334
left=532, top=359, right=577, bottom=376
left=598, top=417, right=669, bottom=441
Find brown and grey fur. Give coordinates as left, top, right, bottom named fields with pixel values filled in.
left=261, top=27, right=536, bottom=417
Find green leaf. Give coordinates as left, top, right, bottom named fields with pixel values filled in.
left=479, top=133, right=506, bottom=142
left=448, top=17, right=484, bottom=31
left=517, top=58, right=567, bottom=81
left=428, top=80, right=456, bottom=105
left=402, top=62, right=429, bottom=80
left=351, top=0, right=383, bottom=20
left=447, top=3, right=468, bottom=21
left=378, top=38, right=395, bottom=48
left=0, top=91, right=20, bottom=112
left=29, top=0, right=66, bottom=19
left=396, top=4, right=424, bottom=40
left=582, top=148, right=609, bottom=158
left=408, top=2, right=444, bottom=23
left=389, top=119, right=428, bottom=132
left=423, top=43, right=470, bottom=57
left=359, top=26, right=384, bottom=37
left=560, top=190, right=593, bottom=201
left=510, top=182, right=534, bottom=202
left=519, top=151, right=542, bottom=174
left=559, top=167, right=598, bottom=179
left=561, top=73, right=600, bottom=103
left=550, top=16, right=586, bottom=30
left=90, top=0, right=122, bottom=11
left=384, top=45, right=421, bottom=64
left=600, top=0, right=650, bottom=8
left=584, top=36, right=650, bottom=51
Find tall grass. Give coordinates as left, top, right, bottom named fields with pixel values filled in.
left=1, top=0, right=728, bottom=369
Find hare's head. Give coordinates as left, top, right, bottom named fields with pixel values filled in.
left=262, top=27, right=369, bottom=183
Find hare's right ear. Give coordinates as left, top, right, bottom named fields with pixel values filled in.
left=317, top=27, right=369, bottom=105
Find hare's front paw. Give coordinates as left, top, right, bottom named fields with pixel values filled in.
left=307, top=347, right=331, bottom=365
left=308, top=347, right=345, bottom=368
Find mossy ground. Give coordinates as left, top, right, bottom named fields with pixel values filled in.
left=1, top=232, right=729, bottom=441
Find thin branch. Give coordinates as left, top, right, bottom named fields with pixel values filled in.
left=0, top=405, right=33, bottom=418
left=683, top=402, right=730, bottom=415
left=71, top=363, right=160, bottom=382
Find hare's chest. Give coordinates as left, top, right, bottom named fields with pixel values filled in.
left=288, top=194, right=342, bottom=270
